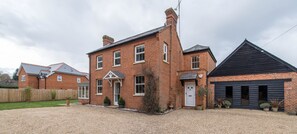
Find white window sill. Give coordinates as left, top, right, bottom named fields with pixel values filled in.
left=133, top=61, right=145, bottom=64
left=96, top=93, right=102, bottom=96
left=192, top=68, right=199, bottom=70
left=112, top=65, right=121, bottom=67
left=163, top=60, right=169, bottom=64
left=133, top=94, right=145, bottom=97
left=96, top=68, right=103, bottom=71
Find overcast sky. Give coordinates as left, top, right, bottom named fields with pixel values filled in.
left=1, top=0, right=297, bottom=76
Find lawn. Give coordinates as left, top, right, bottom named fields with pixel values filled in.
left=0, top=100, right=78, bottom=110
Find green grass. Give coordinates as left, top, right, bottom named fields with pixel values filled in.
left=0, top=100, right=78, bottom=110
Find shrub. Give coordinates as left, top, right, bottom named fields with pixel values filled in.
left=198, top=87, right=208, bottom=97
left=223, top=100, right=231, bottom=107
left=142, top=67, right=159, bottom=114
left=24, top=87, right=31, bottom=102
left=103, top=96, right=111, bottom=106
left=118, top=97, right=125, bottom=107
left=270, top=99, right=283, bottom=108
left=260, top=103, right=271, bottom=109
left=216, top=98, right=224, bottom=106
left=51, top=91, right=56, bottom=100
left=66, top=97, right=71, bottom=100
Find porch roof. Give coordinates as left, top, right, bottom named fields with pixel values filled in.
left=103, top=71, right=125, bottom=80
left=180, top=73, right=197, bottom=80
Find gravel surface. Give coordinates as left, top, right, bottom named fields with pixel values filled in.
left=0, top=105, right=297, bottom=134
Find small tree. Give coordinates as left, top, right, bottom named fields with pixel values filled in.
left=13, top=68, right=19, bottom=81
left=51, top=90, right=57, bottom=100
left=24, top=87, right=32, bottom=102
left=142, top=67, right=159, bottom=114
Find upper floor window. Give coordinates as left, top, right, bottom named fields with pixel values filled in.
left=21, top=75, right=26, bottom=81
left=192, top=56, right=199, bottom=69
left=77, top=78, right=81, bottom=83
left=135, top=45, right=145, bottom=63
left=97, top=79, right=103, bottom=95
left=135, top=76, right=145, bottom=95
left=97, top=56, right=103, bottom=69
left=163, top=44, right=168, bottom=62
left=57, top=75, right=62, bottom=81
left=114, top=51, right=121, bottom=66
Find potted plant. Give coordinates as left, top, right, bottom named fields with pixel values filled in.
left=216, top=98, right=224, bottom=108
left=66, top=97, right=71, bottom=107
left=196, top=105, right=203, bottom=110
left=103, top=96, right=111, bottom=106
left=118, top=97, right=125, bottom=108
left=260, top=102, right=271, bottom=111
left=270, top=99, right=283, bottom=112
left=223, top=100, right=231, bottom=109
left=198, top=87, right=208, bottom=109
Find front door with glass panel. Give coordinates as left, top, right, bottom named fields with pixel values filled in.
left=185, top=82, right=196, bottom=107
left=114, top=82, right=121, bottom=105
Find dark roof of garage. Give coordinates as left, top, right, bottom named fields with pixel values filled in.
left=209, top=39, right=297, bottom=77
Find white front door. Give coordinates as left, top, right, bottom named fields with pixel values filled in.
left=185, top=82, right=196, bottom=107
left=114, top=82, right=121, bottom=105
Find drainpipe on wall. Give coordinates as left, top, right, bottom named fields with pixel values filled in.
left=88, top=55, right=91, bottom=104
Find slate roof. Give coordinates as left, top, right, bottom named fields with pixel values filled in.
left=111, top=71, right=125, bottom=79
left=208, top=39, right=297, bottom=77
left=87, top=26, right=165, bottom=54
left=183, top=44, right=217, bottom=62
left=180, top=73, right=197, bottom=80
left=19, top=63, right=88, bottom=78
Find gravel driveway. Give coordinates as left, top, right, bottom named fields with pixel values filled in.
left=0, top=105, right=296, bottom=134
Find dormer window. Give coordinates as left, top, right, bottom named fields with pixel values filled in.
left=114, top=51, right=121, bottom=66
left=191, top=56, right=199, bottom=69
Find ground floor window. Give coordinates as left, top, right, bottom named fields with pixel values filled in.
left=241, top=86, right=249, bottom=105
left=135, top=76, right=145, bottom=95
left=258, top=85, right=268, bottom=104
left=78, top=86, right=89, bottom=99
left=97, top=80, right=103, bottom=95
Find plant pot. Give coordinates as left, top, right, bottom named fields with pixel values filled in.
left=272, top=107, right=278, bottom=112
left=225, top=106, right=230, bottom=109
left=263, top=108, right=270, bottom=112
left=169, top=104, right=174, bottom=109
left=104, top=103, right=110, bottom=106
left=119, top=104, right=125, bottom=108
left=66, top=99, right=70, bottom=107
left=196, top=106, right=203, bottom=110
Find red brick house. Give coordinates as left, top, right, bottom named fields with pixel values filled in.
left=208, top=40, right=297, bottom=113
left=87, top=8, right=216, bottom=110
left=18, top=62, right=88, bottom=90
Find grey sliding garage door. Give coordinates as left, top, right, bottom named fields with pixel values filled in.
left=214, top=80, right=284, bottom=109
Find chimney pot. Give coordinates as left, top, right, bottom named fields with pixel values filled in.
left=102, top=35, right=114, bottom=46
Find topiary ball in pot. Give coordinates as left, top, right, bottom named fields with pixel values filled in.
left=118, top=97, right=125, bottom=108
left=103, top=96, right=111, bottom=106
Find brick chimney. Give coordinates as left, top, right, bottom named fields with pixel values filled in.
left=102, top=35, right=114, bottom=46
left=165, top=8, right=178, bottom=27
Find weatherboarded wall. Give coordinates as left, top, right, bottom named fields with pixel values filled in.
left=0, top=89, right=77, bottom=103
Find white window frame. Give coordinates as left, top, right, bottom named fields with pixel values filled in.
left=163, top=44, right=168, bottom=62
left=191, top=56, right=199, bottom=69
left=97, top=56, right=103, bottom=69
left=57, top=75, right=62, bottom=82
left=134, top=76, right=145, bottom=96
left=96, top=79, right=103, bottom=95
left=21, top=75, right=26, bottom=81
left=78, top=86, right=89, bottom=99
left=113, top=51, right=121, bottom=66
left=77, top=78, right=81, bottom=83
left=135, top=45, right=145, bottom=63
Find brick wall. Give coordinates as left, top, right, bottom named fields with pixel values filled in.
left=208, top=72, right=297, bottom=112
